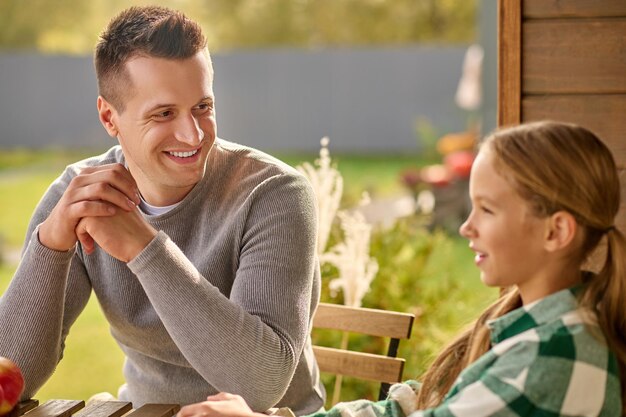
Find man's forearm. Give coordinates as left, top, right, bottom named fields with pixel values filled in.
left=128, top=231, right=312, bottom=411
left=0, top=229, right=91, bottom=399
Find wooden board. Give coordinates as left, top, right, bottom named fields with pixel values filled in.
left=313, top=303, right=414, bottom=339
left=522, top=94, right=626, bottom=167
left=17, top=400, right=39, bottom=416
left=125, top=404, right=180, bottom=417
left=20, top=400, right=84, bottom=417
left=523, top=19, right=626, bottom=94
left=524, top=0, right=626, bottom=18
left=313, top=346, right=405, bottom=383
left=498, top=0, right=522, bottom=126
left=72, top=402, right=131, bottom=417
left=617, top=169, right=626, bottom=232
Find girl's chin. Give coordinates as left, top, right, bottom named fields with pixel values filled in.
left=480, top=274, right=500, bottom=288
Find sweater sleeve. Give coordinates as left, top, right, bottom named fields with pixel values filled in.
left=127, top=172, right=319, bottom=411
left=0, top=171, right=93, bottom=400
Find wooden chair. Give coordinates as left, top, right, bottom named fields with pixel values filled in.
left=312, top=302, right=415, bottom=405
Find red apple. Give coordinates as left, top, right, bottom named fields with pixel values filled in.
left=0, top=357, right=24, bottom=416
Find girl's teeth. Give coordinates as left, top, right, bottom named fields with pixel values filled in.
left=169, top=150, right=198, bottom=158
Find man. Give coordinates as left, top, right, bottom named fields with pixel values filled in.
left=0, top=6, right=324, bottom=415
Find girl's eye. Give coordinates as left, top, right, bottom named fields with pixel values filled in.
left=481, top=206, right=493, bottom=214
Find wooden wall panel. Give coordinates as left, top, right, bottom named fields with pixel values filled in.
left=501, top=0, right=626, bottom=263
left=523, top=19, right=626, bottom=94
left=522, top=95, right=626, bottom=167
left=619, top=170, right=626, bottom=232
left=524, top=0, right=626, bottom=18
left=497, top=0, right=522, bottom=127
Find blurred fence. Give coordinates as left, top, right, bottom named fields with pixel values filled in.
left=0, top=45, right=469, bottom=153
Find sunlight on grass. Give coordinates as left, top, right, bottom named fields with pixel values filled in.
left=0, top=172, right=55, bottom=248
left=0, top=264, right=126, bottom=401
left=36, top=296, right=126, bottom=400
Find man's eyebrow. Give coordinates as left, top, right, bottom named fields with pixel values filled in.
left=198, top=96, right=214, bottom=104
left=143, top=96, right=214, bottom=114
left=143, top=103, right=175, bottom=114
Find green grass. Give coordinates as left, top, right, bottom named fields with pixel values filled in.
left=0, top=173, right=56, bottom=248
left=0, top=148, right=103, bottom=172
left=0, top=264, right=126, bottom=400
left=0, top=148, right=492, bottom=403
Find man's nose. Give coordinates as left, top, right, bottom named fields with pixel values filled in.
left=174, top=113, right=204, bottom=145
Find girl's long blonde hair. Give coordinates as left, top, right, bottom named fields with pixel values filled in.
left=416, top=121, right=626, bottom=413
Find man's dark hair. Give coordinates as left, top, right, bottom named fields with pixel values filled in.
left=95, top=6, right=208, bottom=111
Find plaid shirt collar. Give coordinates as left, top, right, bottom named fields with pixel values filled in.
left=487, top=286, right=580, bottom=345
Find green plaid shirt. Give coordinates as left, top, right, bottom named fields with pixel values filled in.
left=309, top=288, right=622, bottom=417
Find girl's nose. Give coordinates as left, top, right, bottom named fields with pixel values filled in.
left=459, top=215, right=474, bottom=238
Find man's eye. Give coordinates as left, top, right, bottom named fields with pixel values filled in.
left=195, top=103, right=213, bottom=113
left=154, top=110, right=173, bottom=119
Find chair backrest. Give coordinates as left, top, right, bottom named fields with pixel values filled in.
left=311, top=302, right=415, bottom=404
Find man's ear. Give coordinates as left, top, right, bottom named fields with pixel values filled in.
left=97, top=96, right=119, bottom=138
left=544, top=211, right=578, bottom=252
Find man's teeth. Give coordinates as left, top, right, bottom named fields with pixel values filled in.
left=169, top=150, right=198, bottom=158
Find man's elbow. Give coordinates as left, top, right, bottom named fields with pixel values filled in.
left=237, top=365, right=295, bottom=412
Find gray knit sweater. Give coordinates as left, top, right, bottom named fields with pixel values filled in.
left=0, top=139, right=325, bottom=415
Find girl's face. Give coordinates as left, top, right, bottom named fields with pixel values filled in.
left=459, top=148, right=551, bottom=296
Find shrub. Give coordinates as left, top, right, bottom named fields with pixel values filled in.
left=313, top=216, right=495, bottom=405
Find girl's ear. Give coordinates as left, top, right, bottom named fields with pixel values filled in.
left=97, top=96, right=119, bottom=138
left=544, top=211, right=578, bottom=252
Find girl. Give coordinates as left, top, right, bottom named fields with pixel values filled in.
left=178, top=121, right=626, bottom=416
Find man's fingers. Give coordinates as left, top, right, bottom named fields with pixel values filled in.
left=68, top=200, right=118, bottom=219
left=75, top=163, right=140, bottom=205
left=37, top=163, right=136, bottom=253
left=77, top=230, right=96, bottom=254
left=73, top=182, right=138, bottom=212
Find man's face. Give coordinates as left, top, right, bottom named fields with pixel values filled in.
left=103, top=50, right=217, bottom=206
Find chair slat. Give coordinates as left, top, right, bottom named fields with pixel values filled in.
left=73, top=402, right=132, bottom=417
left=125, top=404, right=180, bottom=417
left=313, top=346, right=405, bottom=383
left=313, top=303, right=414, bottom=339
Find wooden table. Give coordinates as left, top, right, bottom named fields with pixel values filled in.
left=11, top=400, right=180, bottom=417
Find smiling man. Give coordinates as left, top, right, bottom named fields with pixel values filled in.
left=0, top=6, right=324, bottom=415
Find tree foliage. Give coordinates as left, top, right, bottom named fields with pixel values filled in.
left=0, top=0, right=475, bottom=54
